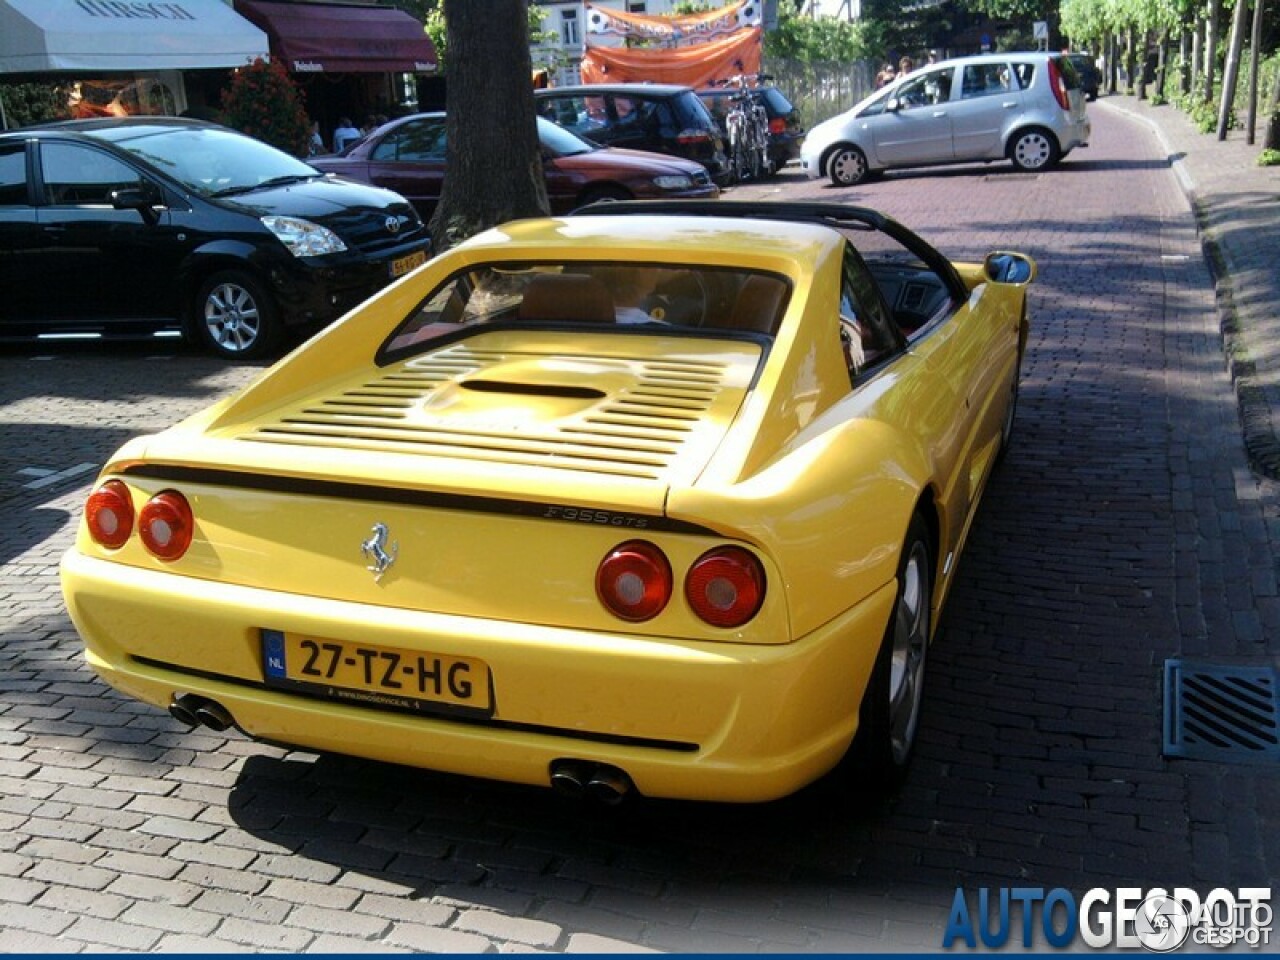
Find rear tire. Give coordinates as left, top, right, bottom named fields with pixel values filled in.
left=1008, top=127, right=1060, bottom=171
left=192, top=269, right=281, bottom=361
left=848, top=513, right=932, bottom=787
left=827, top=145, right=870, bottom=186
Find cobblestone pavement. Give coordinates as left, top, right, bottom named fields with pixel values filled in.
left=1, top=102, right=1278, bottom=953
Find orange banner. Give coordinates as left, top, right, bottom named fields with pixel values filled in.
left=584, top=1, right=761, bottom=44
left=580, top=26, right=762, bottom=90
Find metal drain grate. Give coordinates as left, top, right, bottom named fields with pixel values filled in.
left=1163, top=660, right=1280, bottom=764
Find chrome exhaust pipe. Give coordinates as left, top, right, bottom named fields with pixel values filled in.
left=167, top=695, right=200, bottom=728
left=549, top=759, right=593, bottom=799
left=584, top=765, right=633, bottom=806
left=192, top=700, right=234, bottom=732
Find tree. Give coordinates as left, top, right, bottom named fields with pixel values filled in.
left=428, top=0, right=548, bottom=253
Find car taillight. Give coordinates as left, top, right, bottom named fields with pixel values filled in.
left=686, top=547, right=765, bottom=628
left=86, top=480, right=134, bottom=549
left=676, top=128, right=712, bottom=145
left=138, top=491, right=194, bottom=561
left=1048, top=59, right=1071, bottom=111
left=596, top=540, right=672, bottom=622
left=769, top=117, right=786, bottom=135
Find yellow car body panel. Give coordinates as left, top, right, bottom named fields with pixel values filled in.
left=60, top=206, right=1031, bottom=802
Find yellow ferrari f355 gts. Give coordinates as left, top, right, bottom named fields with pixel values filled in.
left=62, top=201, right=1035, bottom=803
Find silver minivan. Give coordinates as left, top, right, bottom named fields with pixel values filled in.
left=801, top=52, right=1091, bottom=186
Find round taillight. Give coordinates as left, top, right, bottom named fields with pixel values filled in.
left=596, top=540, right=672, bottom=622
left=86, top=480, right=134, bottom=549
left=139, top=491, right=194, bottom=561
left=685, top=547, right=766, bottom=628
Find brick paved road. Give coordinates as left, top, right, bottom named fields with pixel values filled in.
left=1, top=104, right=1277, bottom=953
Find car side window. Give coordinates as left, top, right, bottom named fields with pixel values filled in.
left=895, top=68, right=953, bottom=110
left=40, top=142, right=143, bottom=206
left=0, top=144, right=27, bottom=206
left=961, top=63, right=1013, bottom=98
left=840, top=244, right=899, bottom=382
left=373, top=119, right=446, bottom=163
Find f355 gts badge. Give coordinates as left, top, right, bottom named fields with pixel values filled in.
left=361, top=523, right=398, bottom=582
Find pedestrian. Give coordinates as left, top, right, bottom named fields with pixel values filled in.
left=875, top=64, right=897, bottom=88
left=306, top=120, right=325, bottom=156
left=332, top=116, right=360, bottom=154
left=898, top=55, right=915, bottom=76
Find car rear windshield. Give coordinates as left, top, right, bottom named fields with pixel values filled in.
left=759, top=88, right=795, bottom=117
left=671, top=92, right=718, bottom=129
left=380, top=261, right=790, bottom=361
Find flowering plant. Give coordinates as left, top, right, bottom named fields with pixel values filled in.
left=220, top=58, right=310, bottom=157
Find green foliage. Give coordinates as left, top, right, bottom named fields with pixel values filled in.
left=0, top=81, right=72, bottom=128
left=1258, top=147, right=1280, bottom=165
left=765, top=6, right=876, bottom=62
left=219, top=59, right=311, bottom=157
left=423, top=3, right=551, bottom=74
left=423, top=6, right=447, bottom=70
left=996, top=27, right=1035, bottom=50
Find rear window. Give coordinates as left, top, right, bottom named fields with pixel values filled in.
left=381, top=261, right=790, bottom=362
left=670, top=91, right=717, bottom=130
left=760, top=88, right=795, bottom=117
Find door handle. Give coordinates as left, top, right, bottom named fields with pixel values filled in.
left=1003, top=101, right=1018, bottom=108
left=932, top=110, right=947, bottom=117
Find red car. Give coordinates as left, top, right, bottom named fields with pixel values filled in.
left=311, top=112, right=719, bottom=218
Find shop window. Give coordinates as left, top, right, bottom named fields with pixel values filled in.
left=40, top=143, right=144, bottom=207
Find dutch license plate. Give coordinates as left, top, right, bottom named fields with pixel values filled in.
left=260, top=629, right=492, bottom=717
left=389, top=250, right=426, bottom=278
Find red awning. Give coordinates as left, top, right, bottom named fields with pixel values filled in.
left=235, top=0, right=438, bottom=74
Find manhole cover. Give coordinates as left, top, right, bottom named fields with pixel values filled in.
left=1163, top=660, right=1280, bottom=763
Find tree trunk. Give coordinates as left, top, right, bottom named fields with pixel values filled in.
left=1107, top=34, right=1120, bottom=94
left=1203, top=0, right=1221, bottom=102
left=1180, top=26, right=1192, bottom=96
left=1245, top=0, right=1265, bottom=143
left=1190, top=18, right=1202, bottom=95
left=1138, top=29, right=1149, bottom=100
left=429, top=0, right=549, bottom=254
left=1155, top=31, right=1169, bottom=100
left=1264, top=60, right=1280, bottom=149
left=1125, top=27, right=1137, bottom=94
left=1216, top=0, right=1249, bottom=139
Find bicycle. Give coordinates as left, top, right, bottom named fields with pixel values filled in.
left=716, top=73, right=773, bottom=183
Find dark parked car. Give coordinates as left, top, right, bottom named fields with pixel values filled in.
left=1066, top=52, right=1101, bottom=101
left=698, top=84, right=805, bottom=172
left=535, top=83, right=730, bottom=186
left=311, top=112, right=718, bottom=218
left=0, top=117, right=431, bottom=359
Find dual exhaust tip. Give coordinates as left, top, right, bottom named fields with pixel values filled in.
left=168, top=693, right=234, bottom=732
left=170, top=697, right=633, bottom=805
left=549, top=759, right=634, bottom=805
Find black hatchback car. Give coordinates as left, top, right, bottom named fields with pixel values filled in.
left=535, top=83, right=731, bottom=186
left=0, top=118, right=432, bottom=359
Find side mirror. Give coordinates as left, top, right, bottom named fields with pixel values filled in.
left=886, top=98, right=902, bottom=112
left=983, top=251, right=1037, bottom=285
left=110, top=182, right=162, bottom=225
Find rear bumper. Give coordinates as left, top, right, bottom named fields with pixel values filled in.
left=62, top=549, right=895, bottom=803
